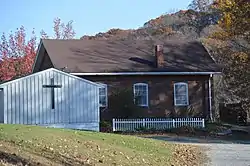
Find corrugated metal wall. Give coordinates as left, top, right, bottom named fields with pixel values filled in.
left=0, top=69, right=100, bottom=131
left=0, top=88, right=3, bottom=123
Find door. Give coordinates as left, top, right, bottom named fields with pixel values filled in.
left=0, top=88, right=4, bottom=123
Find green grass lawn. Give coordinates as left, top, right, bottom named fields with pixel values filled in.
left=0, top=124, right=175, bottom=166
left=0, top=124, right=205, bottom=166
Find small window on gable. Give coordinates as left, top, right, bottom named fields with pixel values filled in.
left=174, top=82, right=189, bottom=106
left=98, top=83, right=108, bottom=107
left=133, top=83, right=148, bottom=107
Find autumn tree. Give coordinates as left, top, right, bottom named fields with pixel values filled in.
left=210, top=0, right=250, bottom=121
left=0, top=27, right=37, bottom=81
left=188, top=0, right=214, bottom=12
left=40, top=17, right=76, bottom=40
left=214, top=0, right=250, bottom=41
left=0, top=18, right=76, bottom=82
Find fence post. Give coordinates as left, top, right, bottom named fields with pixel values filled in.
left=143, top=118, right=145, bottom=127
left=112, top=119, right=116, bottom=131
left=202, top=119, right=205, bottom=128
left=173, top=119, right=175, bottom=128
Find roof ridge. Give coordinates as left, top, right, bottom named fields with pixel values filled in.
left=41, top=38, right=200, bottom=42
left=41, top=38, right=82, bottom=41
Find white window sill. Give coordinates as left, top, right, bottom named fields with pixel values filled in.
left=137, top=104, right=149, bottom=107
left=174, top=104, right=189, bottom=107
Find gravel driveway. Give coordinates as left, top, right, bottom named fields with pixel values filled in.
left=145, top=136, right=250, bottom=166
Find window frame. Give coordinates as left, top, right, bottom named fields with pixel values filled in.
left=98, top=83, right=108, bottom=107
left=173, top=82, right=189, bottom=106
left=133, top=83, right=149, bottom=107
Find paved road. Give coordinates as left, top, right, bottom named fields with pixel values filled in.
left=203, top=143, right=250, bottom=166
left=146, top=136, right=250, bottom=166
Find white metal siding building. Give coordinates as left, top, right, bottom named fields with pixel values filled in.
left=0, top=68, right=101, bottom=131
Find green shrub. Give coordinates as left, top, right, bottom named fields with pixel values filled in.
left=108, top=88, right=145, bottom=118
left=100, top=120, right=112, bottom=128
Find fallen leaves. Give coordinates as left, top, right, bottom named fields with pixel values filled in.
left=0, top=125, right=186, bottom=165
left=172, top=144, right=208, bottom=166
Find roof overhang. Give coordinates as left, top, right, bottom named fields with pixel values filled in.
left=70, top=71, right=222, bottom=76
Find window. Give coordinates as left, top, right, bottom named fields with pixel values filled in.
left=133, top=83, right=148, bottom=107
left=98, top=84, right=107, bottom=107
left=174, top=82, right=189, bottom=106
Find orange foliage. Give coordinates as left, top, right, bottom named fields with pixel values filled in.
left=152, top=27, right=175, bottom=36
left=147, top=15, right=165, bottom=27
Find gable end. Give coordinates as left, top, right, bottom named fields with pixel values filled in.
left=32, top=40, right=54, bottom=73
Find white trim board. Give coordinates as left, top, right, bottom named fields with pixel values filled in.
left=71, top=71, right=221, bottom=76
left=0, top=68, right=101, bottom=87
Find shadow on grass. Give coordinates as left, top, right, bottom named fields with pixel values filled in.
left=24, top=147, right=92, bottom=166
left=0, top=150, right=40, bottom=166
left=0, top=142, right=92, bottom=166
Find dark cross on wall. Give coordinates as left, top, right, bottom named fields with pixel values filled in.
left=42, top=78, right=62, bottom=109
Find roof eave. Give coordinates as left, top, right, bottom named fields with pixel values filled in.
left=70, top=71, right=222, bottom=76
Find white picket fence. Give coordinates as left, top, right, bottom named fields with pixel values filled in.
left=112, top=118, right=205, bottom=131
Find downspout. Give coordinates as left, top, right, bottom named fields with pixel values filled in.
left=208, top=74, right=213, bottom=122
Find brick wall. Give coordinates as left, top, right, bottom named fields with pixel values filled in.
left=81, top=75, right=210, bottom=120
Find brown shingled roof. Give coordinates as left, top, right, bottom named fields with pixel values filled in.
left=39, top=38, right=220, bottom=73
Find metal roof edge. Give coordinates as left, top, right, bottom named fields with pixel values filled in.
left=70, top=71, right=222, bottom=76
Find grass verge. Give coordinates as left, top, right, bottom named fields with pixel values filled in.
left=0, top=124, right=205, bottom=166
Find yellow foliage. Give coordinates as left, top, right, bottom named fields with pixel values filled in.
left=223, top=13, right=232, bottom=30
left=232, top=52, right=249, bottom=63
left=210, top=31, right=230, bottom=40
left=211, top=0, right=250, bottom=116
left=215, top=0, right=250, bottom=38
